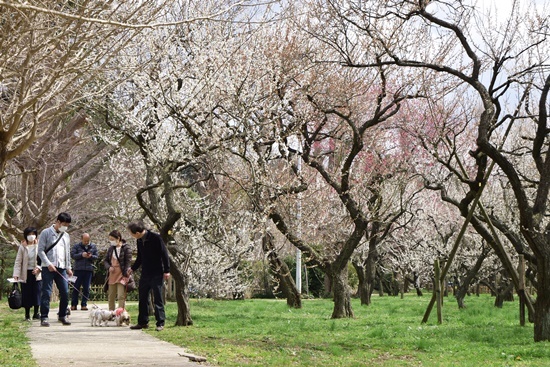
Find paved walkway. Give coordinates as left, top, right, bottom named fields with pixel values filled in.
left=27, top=303, right=210, bottom=367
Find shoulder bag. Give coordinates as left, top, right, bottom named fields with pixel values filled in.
left=37, top=232, right=65, bottom=266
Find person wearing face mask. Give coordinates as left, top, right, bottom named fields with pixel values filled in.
left=38, top=212, right=73, bottom=327
left=70, top=233, right=98, bottom=311
left=103, top=230, right=132, bottom=311
left=13, top=227, right=42, bottom=321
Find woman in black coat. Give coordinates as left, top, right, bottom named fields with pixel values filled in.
left=103, top=230, right=133, bottom=311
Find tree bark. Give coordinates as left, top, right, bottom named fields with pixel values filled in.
left=534, top=255, right=550, bottom=341
left=0, top=177, right=6, bottom=228
left=330, top=264, right=354, bottom=318
left=353, top=254, right=376, bottom=306
left=409, top=272, right=423, bottom=296
left=494, top=282, right=514, bottom=308
left=262, top=232, right=301, bottom=308
left=171, top=262, right=193, bottom=326
left=378, top=273, right=384, bottom=297
left=363, top=243, right=378, bottom=305
left=352, top=261, right=365, bottom=299
left=354, top=232, right=380, bottom=305
left=455, top=246, right=490, bottom=309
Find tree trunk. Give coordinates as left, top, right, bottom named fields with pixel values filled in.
left=171, top=263, right=193, bottom=326
left=400, top=269, right=406, bottom=299
left=353, top=261, right=374, bottom=305
left=0, top=135, right=9, bottom=228
left=534, top=255, right=550, bottom=341
left=362, top=248, right=377, bottom=305
left=412, top=272, right=423, bottom=296
left=331, top=265, right=354, bottom=318
left=353, top=249, right=379, bottom=305
left=0, top=177, right=6, bottom=228
left=324, top=273, right=332, bottom=296
left=0, top=258, right=4, bottom=299
left=378, top=274, right=384, bottom=296
left=262, top=233, right=301, bottom=308
left=455, top=247, right=489, bottom=309
left=164, top=241, right=193, bottom=326
left=352, top=261, right=366, bottom=301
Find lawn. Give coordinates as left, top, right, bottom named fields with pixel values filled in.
left=146, top=294, right=550, bottom=366
left=2, top=293, right=550, bottom=366
left=0, top=302, right=36, bottom=367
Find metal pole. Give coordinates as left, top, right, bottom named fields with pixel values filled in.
left=296, top=155, right=302, bottom=294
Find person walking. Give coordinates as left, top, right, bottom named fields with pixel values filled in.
left=13, top=227, right=42, bottom=321
left=127, top=220, right=170, bottom=331
left=103, top=230, right=132, bottom=311
left=38, top=212, right=73, bottom=327
left=70, top=233, right=98, bottom=311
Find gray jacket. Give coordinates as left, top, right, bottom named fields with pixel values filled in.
left=38, top=225, right=72, bottom=270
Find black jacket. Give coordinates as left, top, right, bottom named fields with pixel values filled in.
left=131, top=230, right=170, bottom=278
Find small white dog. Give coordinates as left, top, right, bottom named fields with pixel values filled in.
left=114, top=307, right=131, bottom=326
left=89, top=306, right=115, bottom=327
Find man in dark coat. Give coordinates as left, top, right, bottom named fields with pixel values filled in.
left=127, top=220, right=170, bottom=331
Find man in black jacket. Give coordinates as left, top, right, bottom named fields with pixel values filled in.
left=70, top=233, right=98, bottom=311
left=127, top=220, right=170, bottom=331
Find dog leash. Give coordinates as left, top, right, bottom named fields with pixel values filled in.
left=52, top=267, right=102, bottom=309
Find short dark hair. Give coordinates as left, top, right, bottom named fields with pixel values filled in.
left=57, top=212, right=72, bottom=223
left=23, top=227, right=38, bottom=240
left=127, top=220, right=146, bottom=234
left=109, top=230, right=123, bottom=241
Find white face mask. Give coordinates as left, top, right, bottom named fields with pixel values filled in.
left=27, top=235, right=36, bottom=242
left=109, top=240, right=117, bottom=246
left=59, top=225, right=68, bottom=233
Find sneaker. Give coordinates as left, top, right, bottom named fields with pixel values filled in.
left=58, top=317, right=71, bottom=325
left=32, top=313, right=40, bottom=320
left=70, top=306, right=77, bottom=311
left=81, top=306, right=88, bottom=311
left=41, top=319, right=50, bottom=327
left=25, top=317, right=31, bottom=322
left=130, top=324, right=149, bottom=330
left=155, top=325, right=164, bottom=332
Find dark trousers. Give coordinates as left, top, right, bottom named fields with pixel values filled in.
left=137, top=274, right=165, bottom=327
left=40, top=267, right=69, bottom=320
left=71, top=270, right=93, bottom=307
left=23, top=270, right=41, bottom=318
left=22, top=270, right=42, bottom=308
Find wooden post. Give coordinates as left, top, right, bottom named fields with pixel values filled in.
left=518, top=255, right=525, bottom=326
left=434, top=259, right=442, bottom=324
left=440, top=259, right=446, bottom=304
left=477, top=202, right=535, bottom=316
left=400, top=269, right=405, bottom=299
left=421, top=162, right=493, bottom=324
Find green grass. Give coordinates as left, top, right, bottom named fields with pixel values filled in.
left=142, top=294, right=550, bottom=366
left=0, top=303, right=36, bottom=367
left=3, top=294, right=550, bottom=366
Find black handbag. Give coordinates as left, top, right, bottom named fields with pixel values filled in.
left=8, top=283, right=22, bottom=310
left=121, top=275, right=136, bottom=292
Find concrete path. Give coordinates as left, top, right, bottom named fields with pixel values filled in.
left=27, top=303, right=210, bottom=367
